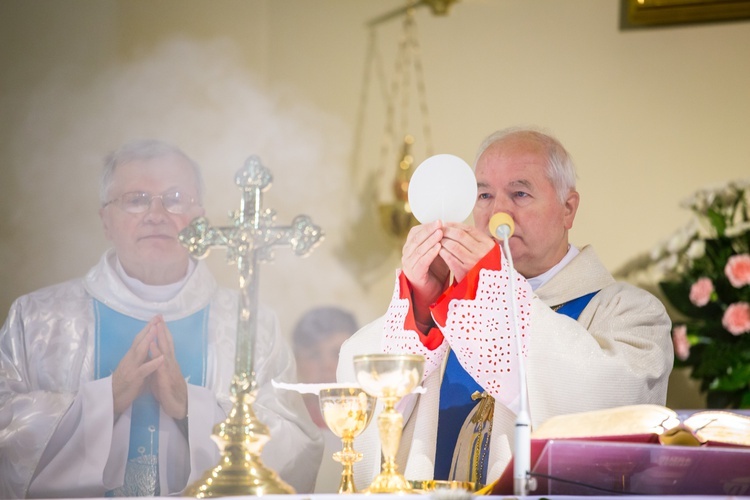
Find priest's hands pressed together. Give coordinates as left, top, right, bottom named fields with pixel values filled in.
left=148, top=316, right=188, bottom=420
left=111, top=315, right=187, bottom=420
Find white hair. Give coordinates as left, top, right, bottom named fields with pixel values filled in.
left=100, top=139, right=205, bottom=205
left=474, top=126, right=577, bottom=203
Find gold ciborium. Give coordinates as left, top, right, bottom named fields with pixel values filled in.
left=353, top=353, right=425, bottom=493
left=319, top=387, right=376, bottom=494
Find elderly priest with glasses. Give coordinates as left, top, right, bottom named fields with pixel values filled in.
left=0, top=140, right=323, bottom=498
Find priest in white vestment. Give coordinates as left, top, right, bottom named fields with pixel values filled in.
left=0, top=140, right=323, bottom=498
left=337, top=127, right=673, bottom=490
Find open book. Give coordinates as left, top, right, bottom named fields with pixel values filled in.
left=531, top=404, right=750, bottom=447
left=488, top=404, right=750, bottom=495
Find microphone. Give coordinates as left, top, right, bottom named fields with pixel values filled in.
left=488, top=212, right=532, bottom=496
left=489, top=212, right=514, bottom=240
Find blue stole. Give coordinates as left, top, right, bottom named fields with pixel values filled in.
left=94, top=301, right=209, bottom=496
left=433, top=290, right=600, bottom=482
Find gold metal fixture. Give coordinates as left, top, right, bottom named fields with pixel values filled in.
left=409, top=480, right=479, bottom=492
left=179, top=156, right=323, bottom=496
left=353, top=353, right=425, bottom=493
left=367, top=0, right=461, bottom=27
left=339, top=0, right=456, bottom=278
left=374, top=3, right=434, bottom=240
left=621, top=0, right=750, bottom=29
left=378, top=135, right=419, bottom=239
left=319, top=387, right=377, bottom=494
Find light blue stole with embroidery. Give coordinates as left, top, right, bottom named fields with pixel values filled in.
left=94, top=301, right=209, bottom=497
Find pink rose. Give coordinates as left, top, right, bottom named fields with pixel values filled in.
left=672, top=324, right=690, bottom=361
left=725, top=254, right=750, bottom=288
left=722, top=302, right=750, bottom=336
left=689, top=277, right=714, bottom=307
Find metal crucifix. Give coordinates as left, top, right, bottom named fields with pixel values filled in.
left=178, top=155, right=323, bottom=496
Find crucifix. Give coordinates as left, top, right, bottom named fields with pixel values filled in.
left=178, top=155, right=323, bottom=496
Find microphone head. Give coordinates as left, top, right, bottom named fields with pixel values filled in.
left=489, top=212, right=515, bottom=240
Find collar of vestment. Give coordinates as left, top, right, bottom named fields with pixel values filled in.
left=83, top=248, right=218, bottom=321
left=535, top=244, right=616, bottom=307
left=526, top=244, right=579, bottom=291
left=115, top=256, right=195, bottom=302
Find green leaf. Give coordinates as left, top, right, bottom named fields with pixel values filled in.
left=659, top=280, right=722, bottom=319
left=690, top=340, right=746, bottom=382
left=702, top=237, right=734, bottom=273
left=706, top=390, right=743, bottom=409
left=707, top=208, right=727, bottom=236
left=712, top=364, right=750, bottom=392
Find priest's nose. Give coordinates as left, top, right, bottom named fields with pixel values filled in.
left=143, top=198, right=171, bottom=220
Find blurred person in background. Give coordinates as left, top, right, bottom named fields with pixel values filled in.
left=292, top=306, right=358, bottom=492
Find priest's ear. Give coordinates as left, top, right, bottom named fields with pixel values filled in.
left=563, top=190, right=579, bottom=230
left=99, top=206, right=113, bottom=241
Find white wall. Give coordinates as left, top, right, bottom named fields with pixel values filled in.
left=1, top=0, right=749, bottom=407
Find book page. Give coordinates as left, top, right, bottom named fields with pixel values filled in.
left=532, top=404, right=680, bottom=439
left=685, top=411, right=750, bottom=446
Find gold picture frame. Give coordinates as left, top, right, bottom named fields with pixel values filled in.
left=621, top=0, right=750, bottom=29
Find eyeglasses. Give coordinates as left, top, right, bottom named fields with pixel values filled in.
left=104, top=191, right=198, bottom=215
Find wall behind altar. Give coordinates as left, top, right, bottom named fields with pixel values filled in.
left=1, top=0, right=749, bottom=409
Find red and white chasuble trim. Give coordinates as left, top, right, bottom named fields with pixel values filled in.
left=381, top=245, right=533, bottom=412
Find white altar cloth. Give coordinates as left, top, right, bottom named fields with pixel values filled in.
left=30, top=495, right=744, bottom=500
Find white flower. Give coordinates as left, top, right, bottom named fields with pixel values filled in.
left=680, top=190, right=705, bottom=211
left=650, top=238, right=669, bottom=261
left=648, top=265, right=667, bottom=283
left=684, top=210, right=718, bottom=238
left=685, top=218, right=700, bottom=238
left=657, top=253, right=679, bottom=275
left=718, top=185, right=740, bottom=206
left=686, top=239, right=706, bottom=260
left=667, top=224, right=695, bottom=253
left=726, top=221, right=750, bottom=238
left=679, top=181, right=742, bottom=213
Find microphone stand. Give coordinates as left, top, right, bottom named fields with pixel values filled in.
left=495, top=225, right=532, bottom=497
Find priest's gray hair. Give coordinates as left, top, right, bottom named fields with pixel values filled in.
left=100, top=139, right=205, bottom=205
left=474, top=127, right=577, bottom=204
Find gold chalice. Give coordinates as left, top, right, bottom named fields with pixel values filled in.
left=319, top=387, right=376, bottom=494
left=353, top=353, right=425, bottom=493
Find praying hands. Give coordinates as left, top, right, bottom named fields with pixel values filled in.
left=111, top=316, right=188, bottom=420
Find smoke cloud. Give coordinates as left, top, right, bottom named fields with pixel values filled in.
left=1, top=37, right=388, bottom=336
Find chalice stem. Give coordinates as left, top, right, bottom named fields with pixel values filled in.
left=338, top=465, right=356, bottom=494
left=352, top=353, right=425, bottom=494
left=379, top=405, right=403, bottom=471
left=364, top=404, right=412, bottom=493
left=336, top=438, right=358, bottom=494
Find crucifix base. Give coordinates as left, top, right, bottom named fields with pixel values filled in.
left=182, top=386, right=295, bottom=497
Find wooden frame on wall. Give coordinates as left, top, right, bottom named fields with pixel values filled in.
left=621, top=0, right=750, bottom=29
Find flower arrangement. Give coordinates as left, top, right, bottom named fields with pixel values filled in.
left=636, top=179, right=750, bottom=408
